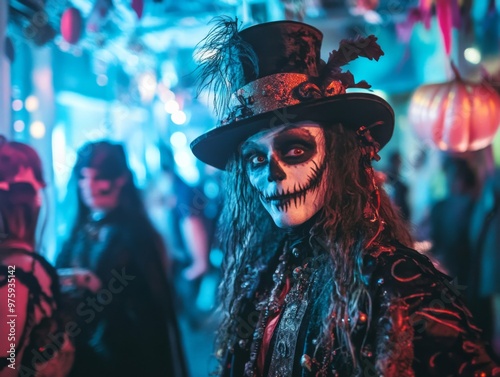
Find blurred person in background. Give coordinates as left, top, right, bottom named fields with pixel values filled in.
left=385, top=150, right=411, bottom=222
left=0, top=136, right=73, bottom=377
left=55, top=141, right=188, bottom=377
left=162, top=145, right=210, bottom=281
left=146, top=144, right=216, bottom=329
left=469, top=167, right=500, bottom=360
left=429, top=156, right=478, bottom=285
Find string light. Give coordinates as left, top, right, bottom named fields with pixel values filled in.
left=25, top=95, right=39, bottom=112
left=13, top=120, right=25, bottom=132
left=12, top=99, right=23, bottom=111
left=30, top=121, right=46, bottom=139
left=164, top=100, right=179, bottom=114
left=171, top=110, right=187, bottom=125
left=464, top=48, right=481, bottom=64
left=97, top=74, right=108, bottom=86
left=170, top=131, right=187, bottom=148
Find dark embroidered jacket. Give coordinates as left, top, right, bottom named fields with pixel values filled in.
left=223, top=239, right=499, bottom=377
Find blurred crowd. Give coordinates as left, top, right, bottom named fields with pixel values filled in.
left=0, top=137, right=221, bottom=377
left=384, top=148, right=500, bottom=360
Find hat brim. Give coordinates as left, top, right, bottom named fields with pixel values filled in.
left=191, top=92, right=394, bottom=170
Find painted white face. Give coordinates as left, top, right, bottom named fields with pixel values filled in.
left=241, top=122, right=327, bottom=228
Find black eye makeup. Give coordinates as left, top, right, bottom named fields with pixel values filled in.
left=273, top=130, right=317, bottom=164
left=240, top=125, right=321, bottom=168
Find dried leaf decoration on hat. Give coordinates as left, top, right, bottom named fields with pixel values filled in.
left=318, top=35, right=384, bottom=90
left=196, top=16, right=259, bottom=118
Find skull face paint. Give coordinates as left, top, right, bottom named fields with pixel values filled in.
left=241, top=122, right=327, bottom=228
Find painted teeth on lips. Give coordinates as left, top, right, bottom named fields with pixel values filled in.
left=262, top=185, right=310, bottom=203
left=262, top=186, right=304, bottom=202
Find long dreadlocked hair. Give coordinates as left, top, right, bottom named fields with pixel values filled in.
left=215, top=123, right=413, bottom=373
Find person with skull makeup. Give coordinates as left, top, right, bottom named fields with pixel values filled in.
left=55, top=141, right=188, bottom=377
left=192, top=18, right=499, bottom=377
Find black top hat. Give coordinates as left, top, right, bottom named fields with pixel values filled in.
left=191, top=19, right=394, bottom=170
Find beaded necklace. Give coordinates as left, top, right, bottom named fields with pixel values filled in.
left=243, top=236, right=326, bottom=377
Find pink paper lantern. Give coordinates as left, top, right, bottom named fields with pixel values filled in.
left=60, top=7, right=83, bottom=44
left=409, top=67, right=500, bottom=153
left=132, top=0, right=144, bottom=20
left=355, top=0, right=379, bottom=11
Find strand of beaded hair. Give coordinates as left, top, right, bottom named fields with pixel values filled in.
left=357, top=123, right=385, bottom=250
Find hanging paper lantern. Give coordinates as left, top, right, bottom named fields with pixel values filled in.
left=348, top=0, right=379, bottom=12
left=60, top=7, right=83, bottom=44
left=131, top=0, right=144, bottom=20
left=409, top=64, right=500, bottom=152
left=347, top=0, right=381, bottom=23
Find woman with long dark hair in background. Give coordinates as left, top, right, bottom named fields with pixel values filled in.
left=56, top=141, right=187, bottom=377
